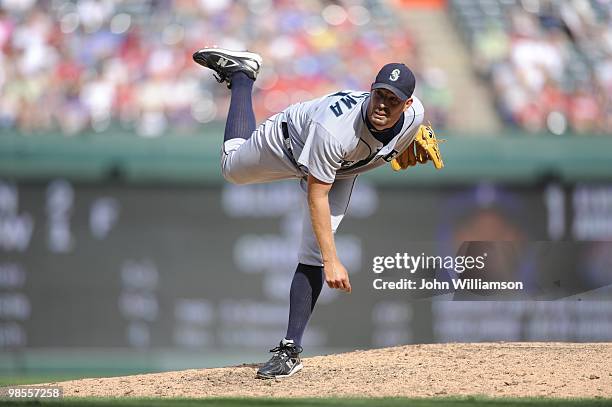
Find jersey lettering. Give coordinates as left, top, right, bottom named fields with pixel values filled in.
left=340, top=150, right=380, bottom=171
left=340, top=95, right=358, bottom=109
left=330, top=102, right=343, bottom=117
left=383, top=149, right=399, bottom=162
left=329, top=93, right=364, bottom=117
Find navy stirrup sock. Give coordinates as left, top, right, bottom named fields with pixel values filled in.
left=224, top=72, right=256, bottom=142
left=285, top=263, right=324, bottom=347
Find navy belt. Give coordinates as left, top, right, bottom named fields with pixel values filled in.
left=281, top=121, right=302, bottom=170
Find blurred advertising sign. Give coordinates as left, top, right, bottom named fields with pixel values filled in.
left=0, top=180, right=610, bottom=351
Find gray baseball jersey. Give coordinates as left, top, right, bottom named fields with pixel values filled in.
left=288, top=90, right=424, bottom=183
left=220, top=90, right=425, bottom=265
left=221, top=90, right=424, bottom=185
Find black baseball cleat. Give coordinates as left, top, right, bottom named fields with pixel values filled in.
left=192, top=47, right=262, bottom=87
left=256, top=339, right=303, bottom=379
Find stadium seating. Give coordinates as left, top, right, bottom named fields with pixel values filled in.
left=0, top=1, right=446, bottom=136
left=449, top=0, right=611, bottom=134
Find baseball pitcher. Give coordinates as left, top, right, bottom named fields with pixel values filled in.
left=193, top=47, right=443, bottom=379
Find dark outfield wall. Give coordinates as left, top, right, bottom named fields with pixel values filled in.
left=1, top=180, right=612, bottom=352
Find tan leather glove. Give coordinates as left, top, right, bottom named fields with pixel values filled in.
left=391, top=124, right=444, bottom=171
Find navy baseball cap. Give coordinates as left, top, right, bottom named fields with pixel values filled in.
left=371, top=63, right=416, bottom=101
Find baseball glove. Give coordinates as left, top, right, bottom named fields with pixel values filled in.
left=391, top=124, right=444, bottom=171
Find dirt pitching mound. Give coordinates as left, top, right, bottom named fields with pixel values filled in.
left=50, top=343, right=611, bottom=398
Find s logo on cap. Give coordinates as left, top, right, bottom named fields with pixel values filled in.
left=389, top=69, right=400, bottom=82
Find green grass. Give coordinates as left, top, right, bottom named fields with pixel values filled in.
left=1, top=397, right=611, bottom=407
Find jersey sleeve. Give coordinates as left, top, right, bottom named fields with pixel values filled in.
left=297, top=122, right=345, bottom=184
left=406, top=113, right=424, bottom=144
left=396, top=104, right=425, bottom=154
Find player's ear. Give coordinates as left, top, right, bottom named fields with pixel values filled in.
left=403, top=97, right=413, bottom=111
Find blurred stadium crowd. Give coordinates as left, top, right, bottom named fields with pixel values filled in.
left=0, top=0, right=440, bottom=137
left=452, top=0, right=611, bottom=134
left=0, top=0, right=609, bottom=137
